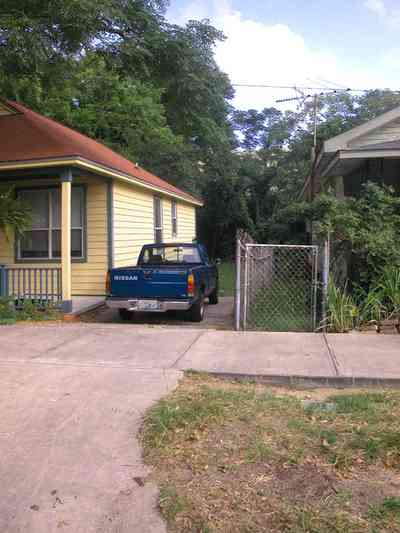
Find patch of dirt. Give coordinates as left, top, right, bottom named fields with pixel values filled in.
left=271, top=463, right=337, bottom=503
left=338, top=466, right=400, bottom=515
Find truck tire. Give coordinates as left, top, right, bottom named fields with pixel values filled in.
left=209, top=284, right=219, bottom=305
left=118, top=308, right=133, bottom=321
left=189, top=294, right=205, bottom=322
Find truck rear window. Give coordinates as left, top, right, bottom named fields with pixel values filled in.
left=140, top=246, right=202, bottom=265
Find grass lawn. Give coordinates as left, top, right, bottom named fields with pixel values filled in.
left=142, top=374, right=400, bottom=532
left=218, top=262, right=235, bottom=297
left=248, top=280, right=313, bottom=332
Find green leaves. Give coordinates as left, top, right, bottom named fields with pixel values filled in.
left=0, top=187, right=32, bottom=241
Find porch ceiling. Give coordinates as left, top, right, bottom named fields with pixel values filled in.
left=315, top=147, right=400, bottom=178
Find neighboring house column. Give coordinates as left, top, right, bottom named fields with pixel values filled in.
left=60, top=169, right=72, bottom=313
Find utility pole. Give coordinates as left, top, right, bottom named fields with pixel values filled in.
left=276, top=89, right=319, bottom=200
left=310, top=93, right=318, bottom=201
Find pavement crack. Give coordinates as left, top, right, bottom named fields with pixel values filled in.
left=170, top=331, right=205, bottom=368
left=30, top=331, right=89, bottom=359
left=322, top=332, right=341, bottom=376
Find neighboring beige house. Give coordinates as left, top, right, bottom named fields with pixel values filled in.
left=0, top=100, right=202, bottom=313
left=313, top=105, right=400, bottom=197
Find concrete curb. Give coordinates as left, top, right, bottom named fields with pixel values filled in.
left=67, top=301, right=106, bottom=319
left=203, top=371, right=400, bottom=389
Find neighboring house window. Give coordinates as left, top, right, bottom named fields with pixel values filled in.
left=153, top=196, right=163, bottom=243
left=171, top=200, right=178, bottom=237
left=18, top=187, right=85, bottom=260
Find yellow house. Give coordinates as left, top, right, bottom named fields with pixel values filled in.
left=0, top=100, right=202, bottom=313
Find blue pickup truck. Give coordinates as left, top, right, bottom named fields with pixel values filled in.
left=106, top=243, right=218, bottom=322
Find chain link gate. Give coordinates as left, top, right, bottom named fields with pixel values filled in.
left=235, top=236, right=318, bottom=331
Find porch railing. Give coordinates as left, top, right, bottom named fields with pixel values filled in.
left=0, top=266, right=62, bottom=307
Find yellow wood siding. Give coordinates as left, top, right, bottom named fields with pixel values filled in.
left=113, top=181, right=154, bottom=267
left=177, top=202, right=196, bottom=242
left=0, top=175, right=109, bottom=296
left=112, top=181, right=197, bottom=267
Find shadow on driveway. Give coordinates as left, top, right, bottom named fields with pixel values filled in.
left=80, top=296, right=234, bottom=330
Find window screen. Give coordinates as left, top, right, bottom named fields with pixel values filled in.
left=171, top=200, right=177, bottom=237
left=153, top=196, right=163, bottom=244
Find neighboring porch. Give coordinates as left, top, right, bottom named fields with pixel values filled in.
left=313, top=105, right=400, bottom=197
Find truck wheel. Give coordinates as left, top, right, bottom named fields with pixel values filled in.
left=209, top=284, right=219, bottom=305
left=118, top=308, right=133, bottom=321
left=189, top=294, right=205, bottom=322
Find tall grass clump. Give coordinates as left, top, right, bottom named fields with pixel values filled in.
left=324, top=278, right=358, bottom=332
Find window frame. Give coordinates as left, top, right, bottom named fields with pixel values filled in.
left=171, top=200, right=178, bottom=238
left=15, top=185, right=87, bottom=263
left=153, top=195, right=163, bottom=244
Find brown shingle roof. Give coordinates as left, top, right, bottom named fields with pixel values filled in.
left=0, top=100, right=201, bottom=205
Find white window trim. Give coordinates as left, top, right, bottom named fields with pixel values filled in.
left=171, top=200, right=178, bottom=238
left=153, top=195, right=163, bottom=244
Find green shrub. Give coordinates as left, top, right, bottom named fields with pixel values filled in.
left=0, top=298, right=60, bottom=324
left=378, top=266, right=400, bottom=318
left=0, top=297, right=17, bottom=325
left=326, top=267, right=400, bottom=332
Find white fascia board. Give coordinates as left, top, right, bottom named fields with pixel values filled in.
left=324, top=106, right=400, bottom=153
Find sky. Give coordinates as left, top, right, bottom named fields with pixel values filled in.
left=167, top=0, right=400, bottom=110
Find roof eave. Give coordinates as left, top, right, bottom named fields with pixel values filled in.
left=0, top=156, right=203, bottom=206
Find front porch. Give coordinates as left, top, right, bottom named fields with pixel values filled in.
left=0, top=168, right=110, bottom=313
left=0, top=264, right=104, bottom=315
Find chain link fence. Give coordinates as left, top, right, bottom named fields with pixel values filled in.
left=235, top=232, right=319, bottom=332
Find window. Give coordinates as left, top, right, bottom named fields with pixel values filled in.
left=153, top=196, right=163, bottom=244
left=18, top=187, right=85, bottom=260
left=140, top=245, right=202, bottom=265
left=171, top=200, right=178, bottom=237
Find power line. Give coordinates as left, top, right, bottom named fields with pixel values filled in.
left=232, top=83, right=380, bottom=92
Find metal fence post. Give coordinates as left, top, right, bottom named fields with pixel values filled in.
left=312, top=247, right=319, bottom=331
left=0, top=265, right=7, bottom=298
left=243, top=245, right=249, bottom=330
left=321, top=238, right=330, bottom=330
left=235, top=235, right=241, bottom=331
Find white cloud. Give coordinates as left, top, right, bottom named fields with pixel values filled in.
left=364, top=0, right=400, bottom=27
left=365, top=0, right=386, bottom=17
left=169, top=0, right=400, bottom=110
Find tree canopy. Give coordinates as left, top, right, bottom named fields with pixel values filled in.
left=1, top=1, right=400, bottom=261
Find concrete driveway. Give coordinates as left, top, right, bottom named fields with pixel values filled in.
left=1, top=323, right=399, bottom=532
left=0, top=323, right=199, bottom=533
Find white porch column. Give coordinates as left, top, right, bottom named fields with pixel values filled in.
left=60, top=169, right=72, bottom=313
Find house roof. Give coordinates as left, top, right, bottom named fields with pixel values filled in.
left=0, top=100, right=202, bottom=206
left=314, top=105, right=400, bottom=179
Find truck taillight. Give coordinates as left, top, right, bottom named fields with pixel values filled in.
left=187, top=273, right=195, bottom=297
left=106, top=271, right=111, bottom=294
